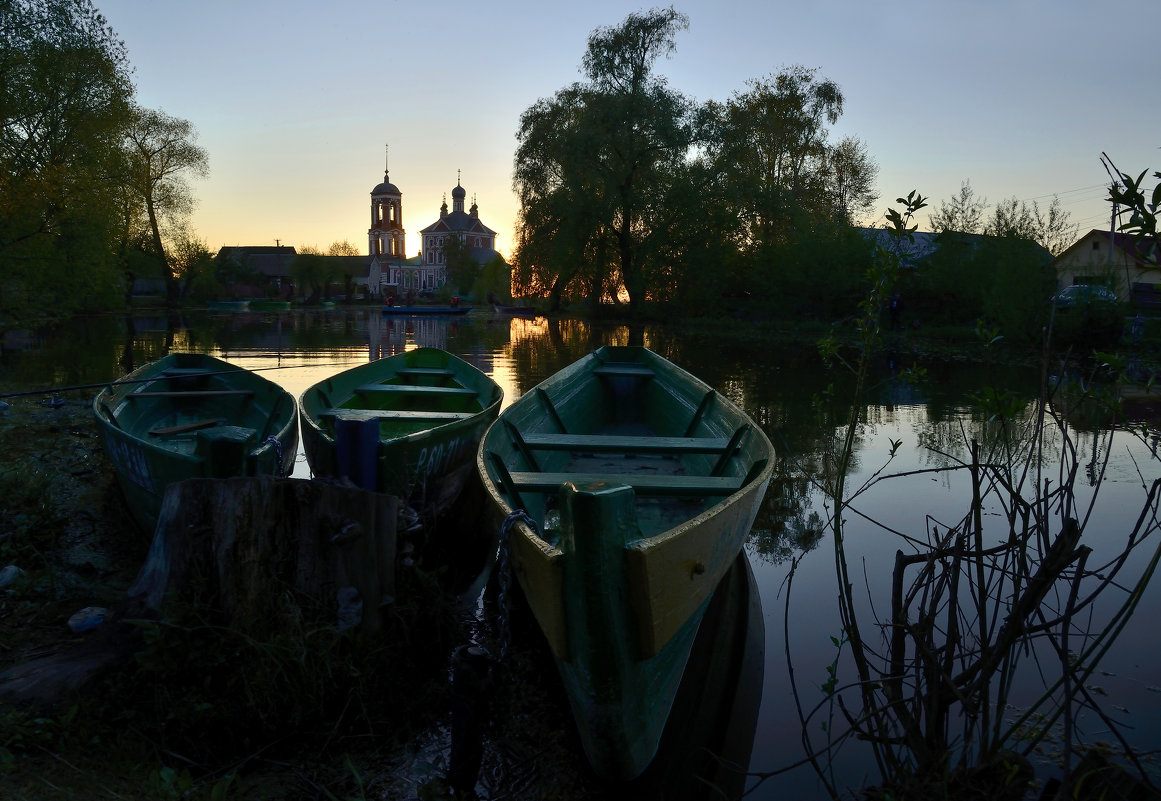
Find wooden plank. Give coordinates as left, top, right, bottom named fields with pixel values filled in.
left=507, top=471, right=742, bottom=496
left=354, top=384, right=476, bottom=397
left=520, top=433, right=731, bottom=454
left=394, top=367, right=456, bottom=377
left=319, top=409, right=475, bottom=421
left=148, top=418, right=223, bottom=436
left=160, top=368, right=215, bottom=377
left=593, top=365, right=654, bottom=379
left=128, top=390, right=254, bottom=398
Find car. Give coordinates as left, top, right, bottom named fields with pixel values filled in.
left=1053, top=284, right=1118, bottom=309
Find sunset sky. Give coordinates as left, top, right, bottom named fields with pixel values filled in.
left=96, top=0, right=1157, bottom=259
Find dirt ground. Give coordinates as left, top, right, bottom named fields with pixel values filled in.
left=0, top=394, right=597, bottom=800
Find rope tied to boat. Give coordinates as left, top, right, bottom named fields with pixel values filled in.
left=496, top=509, right=538, bottom=664
left=261, top=435, right=284, bottom=474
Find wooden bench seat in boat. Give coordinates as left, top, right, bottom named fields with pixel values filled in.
left=319, top=409, right=476, bottom=422
left=354, top=384, right=477, bottom=397
left=128, top=390, right=254, bottom=398
left=393, top=367, right=457, bottom=377
left=159, top=368, right=216, bottom=378
left=592, top=364, right=654, bottom=379
left=518, top=433, right=732, bottom=454
left=505, top=471, right=743, bottom=496
left=149, top=418, right=225, bottom=436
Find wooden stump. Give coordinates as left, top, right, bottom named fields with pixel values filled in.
left=0, top=477, right=398, bottom=708
left=127, top=476, right=399, bottom=637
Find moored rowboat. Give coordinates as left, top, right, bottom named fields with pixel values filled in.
left=476, top=345, right=774, bottom=780
left=93, top=353, right=298, bottom=532
left=299, top=348, right=502, bottom=518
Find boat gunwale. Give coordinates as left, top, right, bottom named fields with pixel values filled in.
left=477, top=345, right=775, bottom=659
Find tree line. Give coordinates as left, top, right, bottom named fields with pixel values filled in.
left=1, top=0, right=217, bottom=327
left=510, top=7, right=1079, bottom=334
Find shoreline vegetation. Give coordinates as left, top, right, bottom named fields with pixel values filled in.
left=0, top=306, right=1159, bottom=799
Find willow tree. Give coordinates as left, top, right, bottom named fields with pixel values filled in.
left=708, top=66, right=845, bottom=254
left=0, top=0, right=134, bottom=325
left=513, top=7, right=699, bottom=314
left=122, top=106, right=208, bottom=307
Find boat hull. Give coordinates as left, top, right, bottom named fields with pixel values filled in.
left=93, top=353, right=298, bottom=533
left=476, top=345, right=774, bottom=780
left=299, top=348, right=502, bottom=518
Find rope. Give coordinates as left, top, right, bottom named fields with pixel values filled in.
left=261, top=435, right=284, bottom=475
left=496, top=509, right=539, bottom=664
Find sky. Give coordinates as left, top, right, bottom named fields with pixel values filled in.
left=96, top=0, right=1158, bottom=260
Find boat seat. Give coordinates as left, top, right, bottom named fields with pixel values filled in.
left=518, top=432, right=732, bottom=454
left=394, top=367, right=456, bottom=377
left=160, top=368, right=215, bottom=377
left=319, top=409, right=475, bottom=421
left=149, top=417, right=223, bottom=436
left=128, top=390, right=254, bottom=398
left=506, top=471, right=743, bottom=497
left=354, top=384, right=476, bottom=397
left=592, top=364, right=654, bottom=379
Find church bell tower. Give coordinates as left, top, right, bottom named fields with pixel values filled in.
left=369, top=145, right=405, bottom=258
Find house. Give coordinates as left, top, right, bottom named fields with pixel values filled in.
left=366, top=157, right=500, bottom=297
left=417, top=180, right=500, bottom=275
left=215, top=246, right=381, bottom=300
left=1051, top=229, right=1160, bottom=303
left=858, top=228, right=941, bottom=269
left=215, top=245, right=297, bottom=297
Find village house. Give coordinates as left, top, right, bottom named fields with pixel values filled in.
left=1051, top=229, right=1161, bottom=305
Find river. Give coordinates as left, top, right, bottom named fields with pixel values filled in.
left=2, top=306, right=1158, bottom=798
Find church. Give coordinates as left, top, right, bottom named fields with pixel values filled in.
left=369, top=155, right=500, bottom=298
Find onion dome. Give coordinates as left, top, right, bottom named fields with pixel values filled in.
left=372, top=171, right=400, bottom=196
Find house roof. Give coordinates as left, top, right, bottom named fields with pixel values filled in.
left=419, top=210, right=498, bottom=237
left=216, top=246, right=297, bottom=278
left=1051, top=229, right=1159, bottom=267
left=857, top=228, right=941, bottom=268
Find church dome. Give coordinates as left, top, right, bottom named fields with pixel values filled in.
left=451, top=183, right=466, bottom=199
left=371, top=172, right=400, bottom=196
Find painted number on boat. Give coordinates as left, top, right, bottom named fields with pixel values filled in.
left=106, top=434, right=152, bottom=491
left=416, top=436, right=467, bottom=478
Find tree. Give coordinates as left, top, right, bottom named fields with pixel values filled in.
left=442, top=235, right=479, bottom=296
left=513, top=7, right=699, bottom=315
left=826, top=135, right=879, bottom=225
left=985, top=195, right=1076, bottom=256
left=0, top=0, right=134, bottom=326
left=290, top=246, right=340, bottom=303
left=1105, top=152, right=1159, bottom=264
left=170, top=232, right=214, bottom=299
left=709, top=66, right=845, bottom=247
left=327, top=240, right=359, bottom=256
left=929, top=180, right=987, bottom=234
left=122, top=106, right=208, bottom=307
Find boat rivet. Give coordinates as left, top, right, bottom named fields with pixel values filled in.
left=692, top=561, right=706, bottom=576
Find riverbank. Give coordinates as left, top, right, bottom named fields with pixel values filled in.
left=0, top=397, right=599, bottom=800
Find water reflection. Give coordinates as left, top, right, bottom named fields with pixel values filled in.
left=2, top=309, right=1159, bottom=799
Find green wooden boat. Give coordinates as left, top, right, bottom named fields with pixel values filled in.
left=93, top=353, right=298, bottom=533
left=476, top=345, right=775, bottom=781
left=299, top=348, right=503, bottom=518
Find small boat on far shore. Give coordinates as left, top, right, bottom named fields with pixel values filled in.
left=248, top=299, right=292, bottom=311
left=381, top=305, right=472, bottom=316
left=490, top=303, right=536, bottom=316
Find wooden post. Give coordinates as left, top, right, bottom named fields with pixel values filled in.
left=334, top=416, right=379, bottom=491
